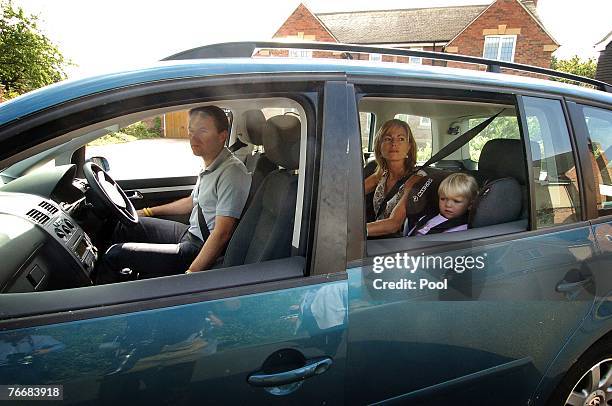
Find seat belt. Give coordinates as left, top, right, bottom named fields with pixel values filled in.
left=228, top=138, right=248, bottom=153
left=373, top=109, right=504, bottom=220
left=419, top=109, right=505, bottom=170
left=196, top=203, right=211, bottom=241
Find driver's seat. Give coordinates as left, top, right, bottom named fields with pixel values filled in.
left=221, top=115, right=300, bottom=267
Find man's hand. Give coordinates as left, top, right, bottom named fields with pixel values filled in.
left=188, top=215, right=238, bottom=272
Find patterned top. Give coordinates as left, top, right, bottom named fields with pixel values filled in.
left=373, top=169, right=426, bottom=220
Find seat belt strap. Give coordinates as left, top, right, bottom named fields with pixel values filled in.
left=228, top=138, right=247, bottom=153
left=196, top=203, right=211, bottom=241
left=419, top=109, right=505, bottom=171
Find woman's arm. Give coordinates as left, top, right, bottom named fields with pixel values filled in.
left=364, top=173, right=380, bottom=194
left=366, top=175, right=423, bottom=237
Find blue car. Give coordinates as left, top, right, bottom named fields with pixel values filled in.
left=0, top=42, right=612, bottom=405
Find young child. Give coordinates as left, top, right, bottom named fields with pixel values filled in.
left=408, top=172, right=479, bottom=236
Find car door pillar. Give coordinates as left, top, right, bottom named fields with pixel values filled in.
left=310, top=80, right=350, bottom=276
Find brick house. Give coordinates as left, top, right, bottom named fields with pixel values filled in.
left=269, top=0, right=559, bottom=71
left=595, top=31, right=612, bottom=84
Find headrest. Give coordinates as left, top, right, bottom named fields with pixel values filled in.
left=479, top=139, right=526, bottom=185
left=263, top=115, right=301, bottom=170
left=241, top=110, right=266, bottom=145
left=469, top=177, right=521, bottom=228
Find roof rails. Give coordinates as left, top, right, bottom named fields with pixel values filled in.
left=163, top=41, right=612, bottom=93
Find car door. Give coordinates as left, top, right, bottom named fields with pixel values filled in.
left=344, top=87, right=598, bottom=405
left=0, top=77, right=350, bottom=404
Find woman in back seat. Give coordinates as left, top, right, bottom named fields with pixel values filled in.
left=365, top=119, right=426, bottom=237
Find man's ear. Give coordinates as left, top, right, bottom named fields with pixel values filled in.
left=219, top=130, right=229, bottom=143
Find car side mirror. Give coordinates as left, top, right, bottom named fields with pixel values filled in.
left=86, top=156, right=110, bottom=172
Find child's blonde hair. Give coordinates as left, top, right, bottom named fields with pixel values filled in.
left=438, top=173, right=478, bottom=201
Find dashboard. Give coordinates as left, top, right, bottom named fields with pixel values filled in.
left=0, top=166, right=98, bottom=293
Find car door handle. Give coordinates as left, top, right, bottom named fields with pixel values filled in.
left=125, top=190, right=143, bottom=200
left=556, top=276, right=592, bottom=292
left=247, top=356, right=332, bottom=387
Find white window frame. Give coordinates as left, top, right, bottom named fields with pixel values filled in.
left=369, top=53, right=382, bottom=62
left=289, top=49, right=312, bottom=59
left=483, top=35, right=517, bottom=62
left=409, top=47, right=423, bottom=65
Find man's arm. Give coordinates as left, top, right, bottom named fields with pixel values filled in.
left=187, top=215, right=237, bottom=272
left=137, top=196, right=193, bottom=217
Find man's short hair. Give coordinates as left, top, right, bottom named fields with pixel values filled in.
left=189, top=106, right=229, bottom=133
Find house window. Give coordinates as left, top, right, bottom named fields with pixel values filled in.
left=369, top=53, right=382, bottom=62
left=419, top=116, right=431, bottom=127
left=483, top=35, right=516, bottom=62
left=409, top=47, right=423, bottom=64
left=289, top=49, right=312, bottom=58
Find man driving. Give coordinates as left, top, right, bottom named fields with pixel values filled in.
left=95, top=105, right=251, bottom=283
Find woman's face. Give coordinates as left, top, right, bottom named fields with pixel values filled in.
left=380, top=125, right=411, bottom=163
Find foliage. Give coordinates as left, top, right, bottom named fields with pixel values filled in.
left=121, top=121, right=162, bottom=139
left=417, top=142, right=431, bottom=162
left=0, top=1, right=69, bottom=98
left=550, top=55, right=598, bottom=86
left=88, top=121, right=163, bottom=146
left=88, top=132, right=137, bottom=146
left=468, top=116, right=521, bottom=161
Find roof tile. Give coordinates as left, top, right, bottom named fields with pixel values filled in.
left=316, top=5, right=488, bottom=44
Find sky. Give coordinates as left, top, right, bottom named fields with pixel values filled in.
left=12, top=0, right=612, bottom=79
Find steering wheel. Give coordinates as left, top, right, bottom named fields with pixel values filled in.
left=83, top=162, right=138, bottom=226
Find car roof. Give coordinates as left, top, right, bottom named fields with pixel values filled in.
left=1, top=57, right=611, bottom=126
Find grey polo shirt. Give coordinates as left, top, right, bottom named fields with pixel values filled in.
left=188, top=147, right=251, bottom=241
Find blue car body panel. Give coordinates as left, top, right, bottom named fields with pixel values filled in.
left=0, top=280, right=348, bottom=404
left=346, top=225, right=598, bottom=404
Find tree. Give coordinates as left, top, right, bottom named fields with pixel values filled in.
left=550, top=55, right=598, bottom=85
left=0, top=1, right=69, bottom=99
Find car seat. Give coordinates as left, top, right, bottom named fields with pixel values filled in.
left=476, top=139, right=529, bottom=219
left=222, top=115, right=300, bottom=267
left=240, top=110, right=278, bottom=206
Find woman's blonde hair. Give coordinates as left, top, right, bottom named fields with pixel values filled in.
left=438, top=173, right=478, bottom=201
left=373, top=119, right=417, bottom=177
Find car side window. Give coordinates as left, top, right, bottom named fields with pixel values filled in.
left=522, top=96, right=581, bottom=228
left=580, top=105, right=612, bottom=215
left=85, top=110, right=233, bottom=181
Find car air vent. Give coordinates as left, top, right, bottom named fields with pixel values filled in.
left=38, top=201, right=59, bottom=214
left=26, top=209, right=50, bottom=225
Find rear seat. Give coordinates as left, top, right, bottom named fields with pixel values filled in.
left=400, top=138, right=529, bottom=237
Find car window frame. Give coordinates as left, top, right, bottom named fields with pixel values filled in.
left=0, top=73, right=353, bottom=329
left=346, top=78, right=597, bottom=261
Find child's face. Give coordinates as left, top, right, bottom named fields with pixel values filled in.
left=439, top=193, right=471, bottom=219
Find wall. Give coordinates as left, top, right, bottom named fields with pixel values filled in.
left=445, top=0, right=557, bottom=73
